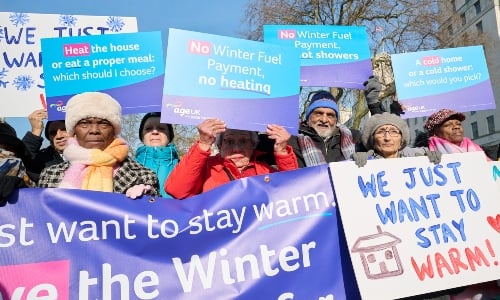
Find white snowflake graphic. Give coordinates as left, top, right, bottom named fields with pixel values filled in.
left=13, top=75, right=35, bottom=91
left=59, top=15, right=78, bottom=27
left=9, top=13, right=30, bottom=27
left=106, top=16, right=125, bottom=32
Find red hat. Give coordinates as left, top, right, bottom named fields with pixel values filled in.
left=424, top=109, right=465, bottom=134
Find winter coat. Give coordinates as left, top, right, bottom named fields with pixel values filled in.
left=166, top=141, right=298, bottom=199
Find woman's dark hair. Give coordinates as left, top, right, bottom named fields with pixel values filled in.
left=138, top=112, right=175, bottom=143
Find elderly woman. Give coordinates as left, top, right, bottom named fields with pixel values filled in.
left=166, top=118, right=298, bottom=199
left=353, top=112, right=440, bottom=166
left=38, top=92, right=159, bottom=199
left=135, top=112, right=179, bottom=198
left=424, top=108, right=491, bottom=161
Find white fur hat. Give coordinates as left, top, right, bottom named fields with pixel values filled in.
left=65, top=92, right=122, bottom=136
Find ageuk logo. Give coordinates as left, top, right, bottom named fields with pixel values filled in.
left=278, top=30, right=296, bottom=39
left=49, top=100, right=66, bottom=112
left=0, top=260, right=70, bottom=300
left=166, top=102, right=201, bottom=118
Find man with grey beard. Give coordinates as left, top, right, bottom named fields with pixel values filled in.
left=288, top=90, right=360, bottom=167
left=256, top=77, right=382, bottom=167
left=288, top=76, right=382, bottom=167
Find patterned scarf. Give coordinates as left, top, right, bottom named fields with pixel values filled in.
left=0, top=148, right=35, bottom=187
left=60, top=137, right=129, bottom=191
left=428, top=135, right=491, bottom=161
left=298, top=134, right=326, bottom=166
left=135, top=144, right=179, bottom=198
left=298, top=124, right=356, bottom=166
left=338, top=124, right=356, bottom=161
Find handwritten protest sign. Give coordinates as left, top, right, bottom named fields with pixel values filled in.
left=0, top=165, right=357, bottom=299
left=392, top=46, right=495, bottom=118
left=492, top=161, right=500, bottom=192
left=0, top=12, right=137, bottom=117
left=263, top=25, right=372, bottom=88
left=162, top=28, right=301, bottom=133
left=41, top=31, right=164, bottom=120
left=330, top=152, right=500, bottom=299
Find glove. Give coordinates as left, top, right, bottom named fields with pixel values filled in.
left=424, top=148, right=442, bottom=165
left=351, top=150, right=374, bottom=168
left=0, top=176, right=23, bottom=206
left=363, top=75, right=382, bottom=105
left=125, top=184, right=152, bottom=199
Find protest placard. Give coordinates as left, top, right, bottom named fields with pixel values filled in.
left=41, top=31, right=164, bottom=120
left=330, top=152, right=500, bottom=299
left=264, top=25, right=372, bottom=88
left=391, top=46, right=495, bottom=118
left=0, top=12, right=137, bottom=117
left=0, top=165, right=355, bottom=299
left=162, top=28, right=301, bottom=133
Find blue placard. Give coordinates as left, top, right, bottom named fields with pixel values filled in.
left=0, top=12, right=138, bottom=117
left=263, top=25, right=372, bottom=88
left=162, top=28, right=301, bottom=133
left=41, top=31, right=165, bottom=120
left=0, top=165, right=356, bottom=299
left=391, top=46, right=495, bottom=118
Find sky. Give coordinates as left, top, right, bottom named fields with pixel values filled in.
left=1, top=0, right=247, bottom=138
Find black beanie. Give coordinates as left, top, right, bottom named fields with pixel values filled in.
left=138, top=112, right=175, bottom=143
left=0, top=121, right=28, bottom=158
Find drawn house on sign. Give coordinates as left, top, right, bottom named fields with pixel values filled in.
left=351, top=226, right=404, bottom=279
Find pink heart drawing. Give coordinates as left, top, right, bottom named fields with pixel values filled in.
left=487, top=214, right=500, bottom=233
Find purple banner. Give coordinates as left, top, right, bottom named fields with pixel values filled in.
left=0, top=165, right=356, bottom=299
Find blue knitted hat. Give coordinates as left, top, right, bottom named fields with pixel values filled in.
left=305, top=91, right=339, bottom=121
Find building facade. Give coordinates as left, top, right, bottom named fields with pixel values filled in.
left=409, top=0, right=500, bottom=147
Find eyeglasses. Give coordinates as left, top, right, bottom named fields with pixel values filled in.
left=76, top=118, right=113, bottom=130
left=222, top=138, right=254, bottom=148
left=374, top=128, right=401, bottom=137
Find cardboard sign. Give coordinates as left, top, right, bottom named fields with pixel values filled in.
left=41, top=31, right=164, bottom=120
left=264, top=25, right=372, bottom=88
left=0, top=12, right=137, bottom=117
left=162, top=28, right=301, bottom=133
left=391, top=46, right=495, bottom=118
left=330, top=152, right=500, bottom=299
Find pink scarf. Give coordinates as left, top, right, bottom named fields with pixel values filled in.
left=428, top=135, right=491, bottom=161
left=60, top=137, right=129, bottom=191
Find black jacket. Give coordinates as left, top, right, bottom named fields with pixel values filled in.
left=22, top=132, right=64, bottom=182
left=257, top=123, right=362, bottom=168
left=290, top=123, right=362, bottom=168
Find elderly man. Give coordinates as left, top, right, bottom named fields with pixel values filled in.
left=166, top=118, right=298, bottom=199
left=288, top=90, right=362, bottom=167
left=293, top=77, right=386, bottom=167
left=38, top=92, right=159, bottom=199
left=258, top=76, right=382, bottom=167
